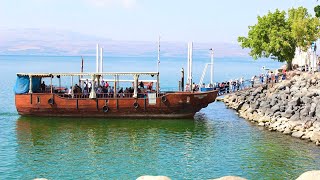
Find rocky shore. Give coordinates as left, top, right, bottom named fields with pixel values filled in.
left=223, top=71, right=320, bottom=145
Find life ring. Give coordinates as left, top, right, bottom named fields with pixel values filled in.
left=161, top=96, right=167, bottom=102
left=102, top=106, right=109, bottom=113
left=48, top=98, right=54, bottom=105
left=133, top=102, right=139, bottom=109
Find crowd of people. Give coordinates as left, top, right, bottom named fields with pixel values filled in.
left=64, top=80, right=154, bottom=98
left=196, top=69, right=287, bottom=96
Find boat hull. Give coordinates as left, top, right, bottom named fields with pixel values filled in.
left=15, top=91, right=218, bottom=119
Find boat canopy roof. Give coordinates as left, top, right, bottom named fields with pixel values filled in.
left=16, top=72, right=159, bottom=77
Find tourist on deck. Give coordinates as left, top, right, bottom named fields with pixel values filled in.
left=124, top=88, right=129, bottom=97
left=185, top=83, right=190, bottom=92
left=88, top=82, right=92, bottom=93
left=110, top=86, right=114, bottom=98
left=96, top=86, right=102, bottom=98
left=40, top=81, right=46, bottom=92
left=102, top=86, right=108, bottom=98
left=118, top=87, right=124, bottom=97
left=105, top=81, right=109, bottom=88
left=201, top=83, right=205, bottom=88
left=83, top=82, right=89, bottom=97
left=68, top=86, right=73, bottom=98
left=147, top=82, right=153, bottom=91
left=139, top=81, right=144, bottom=89
left=101, top=80, right=105, bottom=87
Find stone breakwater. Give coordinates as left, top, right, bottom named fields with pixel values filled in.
left=223, top=72, right=320, bottom=145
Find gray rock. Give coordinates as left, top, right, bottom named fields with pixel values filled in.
left=211, top=176, right=247, bottom=180
left=270, top=99, right=278, bottom=106
left=300, top=106, right=311, bottom=117
left=288, top=97, right=300, bottom=106
left=315, top=104, right=320, bottom=119
left=291, top=131, right=305, bottom=138
left=296, top=170, right=320, bottom=180
left=289, top=114, right=300, bottom=121
left=252, top=87, right=263, bottom=96
left=270, top=105, right=280, bottom=114
left=136, top=176, right=171, bottom=180
left=290, top=86, right=299, bottom=93
left=278, top=85, right=286, bottom=91
left=235, top=102, right=245, bottom=112
left=250, top=101, right=260, bottom=110
left=301, top=97, right=312, bottom=104
left=283, top=128, right=292, bottom=135
left=310, top=131, right=320, bottom=142
left=280, top=106, right=287, bottom=112
left=306, top=92, right=317, bottom=98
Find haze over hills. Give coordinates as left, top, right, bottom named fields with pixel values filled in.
left=0, top=28, right=249, bottom=57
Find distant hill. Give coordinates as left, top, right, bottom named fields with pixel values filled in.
left=0, top=28, right=249, bottom=57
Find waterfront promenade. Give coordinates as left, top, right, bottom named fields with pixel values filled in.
left=223, top=71, right=320, bottom=146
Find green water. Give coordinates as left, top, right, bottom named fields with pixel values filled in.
left=1, top=56, right=319, bottom=179
left=1, top=103, right=319, bottom=179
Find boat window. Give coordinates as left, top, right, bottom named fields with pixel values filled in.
left=37, top=96, right=40, bottom=104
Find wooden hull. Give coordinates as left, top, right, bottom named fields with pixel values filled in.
left=15, top=91, right=218, bottom=119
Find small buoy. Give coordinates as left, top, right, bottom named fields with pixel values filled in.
left=133, top=102, right=139, bottom=109
left=102, top=106, right=109, bottom=113
left=48, top=98, right=54, bottom=105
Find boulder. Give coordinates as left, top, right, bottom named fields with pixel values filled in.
left=289, top=114, right=300, bottom=121
left=301, top=97, right=312, bottom=105
left=278, top=85, right=286, bottom=91
left=289, top=97, right=301, bottom=106
left=136, top=176, right=171, bottom=180
left=296, top=170, right=320, bottom=180
left=283, top=128, right=292, bottom=135
left=235, top=102, right=245, bottom=112
left=250, top=101, right=260, bottom=110
left=315, top=104, right=320, bottom=119
left=252, top=87, right=263, bottom=96
left=310, top=131, right=320, bottom=143
left=211, top=176, right=247, bottom=180
left=300, top=106, right=311, bottom=117
left=271, top=105, right=280, bottom=113
left=291, top=131, right=305, bottom=138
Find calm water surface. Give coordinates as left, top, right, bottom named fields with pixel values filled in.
left=0, top=55, right=319, bottom=179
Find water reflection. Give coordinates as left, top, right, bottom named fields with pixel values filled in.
left=15, top=116, right=215, bottom=179
left=14, top=109, right=320, bottom=180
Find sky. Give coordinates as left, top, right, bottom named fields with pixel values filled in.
left=0, top=0, right=319, bottom=43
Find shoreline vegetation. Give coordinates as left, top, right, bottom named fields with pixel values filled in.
left=222, top=71, right=320, bottom=146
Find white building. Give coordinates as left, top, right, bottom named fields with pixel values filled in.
left=292, top=46, right=317, bottom=71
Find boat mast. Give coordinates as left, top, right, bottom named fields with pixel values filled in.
left=96, top=44, right=99, bottom=73
left=100, top=47, right=103, bottom=84
left=210, top=48, right=214, bottom=85
left=157, top=36, right=160, bottom=96
left=157, top=35, right=160, bottom=73
left=187, top=42, right=193, bottom=91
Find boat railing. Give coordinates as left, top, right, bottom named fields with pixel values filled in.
left=56, top=92, right=166, bottom=99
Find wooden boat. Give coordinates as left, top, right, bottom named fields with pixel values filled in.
left=14, top=72, right=218, bottom=118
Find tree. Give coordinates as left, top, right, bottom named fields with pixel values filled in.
left=238, top=7, right=320, bottom=70
left=315, top=5, right=320, bottom=17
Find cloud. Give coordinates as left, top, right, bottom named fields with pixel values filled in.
left=86, top=0, right=137, bottom=9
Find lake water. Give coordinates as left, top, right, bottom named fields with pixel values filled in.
left=1, top=55, right=320, bottom=179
